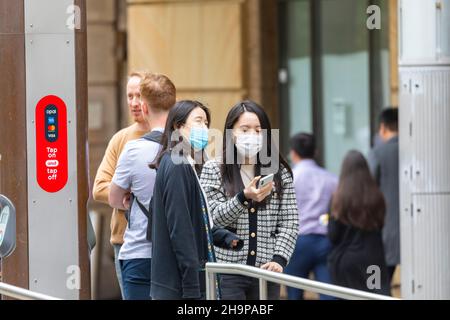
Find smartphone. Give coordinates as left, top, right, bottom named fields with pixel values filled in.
left=257, top=173, right=274, bottom=189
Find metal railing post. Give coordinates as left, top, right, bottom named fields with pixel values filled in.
left=206, top=270, right=217, bottom=300
left=259, top=279, right=268, bottom=300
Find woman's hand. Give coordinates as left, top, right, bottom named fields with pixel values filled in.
left=243, top=176, right=273, bottom=202
left=260, top=262, right=283, bottom=273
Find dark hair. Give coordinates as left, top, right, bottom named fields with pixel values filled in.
left=150, top=100, right=211, bottom=172
left=290, top=133, right=315, bottom=159
left=220, top=100, right=292, bottom=204
left=379, top=107, right=398, bottom=132
left=332, top=150, right=385, bottom=231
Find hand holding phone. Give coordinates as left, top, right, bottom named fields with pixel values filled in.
left=244, top=175, right=274, bottom=203
left=257, top=173, right=274, bottom=189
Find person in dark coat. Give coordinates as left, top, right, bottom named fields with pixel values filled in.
left=149, top=100, right=242, bottom=300
left=327, top=150, right=390, bottom=296
left=368, top=108, right=399, bottom=285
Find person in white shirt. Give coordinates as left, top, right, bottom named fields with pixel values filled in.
left=109, top=73, right=176, bottom=300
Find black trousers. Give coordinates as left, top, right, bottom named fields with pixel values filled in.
left=387, top=265, right=397, bottom=286
left=220, top=274, right=280, bottom=300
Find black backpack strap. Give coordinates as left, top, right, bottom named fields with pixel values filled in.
left=134, top=197, right=150, bottom=219
left=132, top=195, right=154, bottom=241
left=126, top=193, right=150, bottom=229
left=142, top=130, right=163, bottom=144
left=126, top=193, right=135, bottom=229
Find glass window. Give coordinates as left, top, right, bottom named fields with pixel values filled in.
left=279, top=0, right=312, bottom=156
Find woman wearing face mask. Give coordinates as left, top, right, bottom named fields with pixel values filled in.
left=200, top=100, right=299, bottom=300
left=149, top=100, right=242, bottom=300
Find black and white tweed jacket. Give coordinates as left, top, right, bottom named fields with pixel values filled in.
left=200, top=159, right=299, bottom=268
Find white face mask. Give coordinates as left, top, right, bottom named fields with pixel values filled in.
left=235, top=134, right=263, bottom=158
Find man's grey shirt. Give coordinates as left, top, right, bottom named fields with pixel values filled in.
left=368, top=136, right=400, bottom=266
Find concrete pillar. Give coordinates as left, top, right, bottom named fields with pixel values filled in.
left=0, top=0, right=90, bottom=299
left=0, top=0, right=29, bottom=292
left=399, top=0, right=450, bottom=299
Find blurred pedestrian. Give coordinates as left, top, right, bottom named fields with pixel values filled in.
left=284, top=133, right=337, bottom=300
left=328, top=150, right=390, bottom=295
left=368, top=107, right=399, bottom=286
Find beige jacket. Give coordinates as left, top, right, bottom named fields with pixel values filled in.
left=93, top=123, right=147, bottom=245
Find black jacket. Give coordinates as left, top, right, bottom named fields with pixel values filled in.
left=327, top=216, right=390, bottom=296
left=150, top=153, right=242, bottom=300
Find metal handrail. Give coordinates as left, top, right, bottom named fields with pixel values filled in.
left=205, top=263, right=399, bottom=300
left=0, top=282, right=61, bottom=300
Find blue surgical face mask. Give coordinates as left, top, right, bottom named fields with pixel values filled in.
left=190, top=127, right=209, bottom=150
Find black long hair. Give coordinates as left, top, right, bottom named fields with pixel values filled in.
left=150, top=100, right=211, bottom=173
left=332, top=150, right=385, bottom=231
left=220, top=100, right=292, bottom=203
